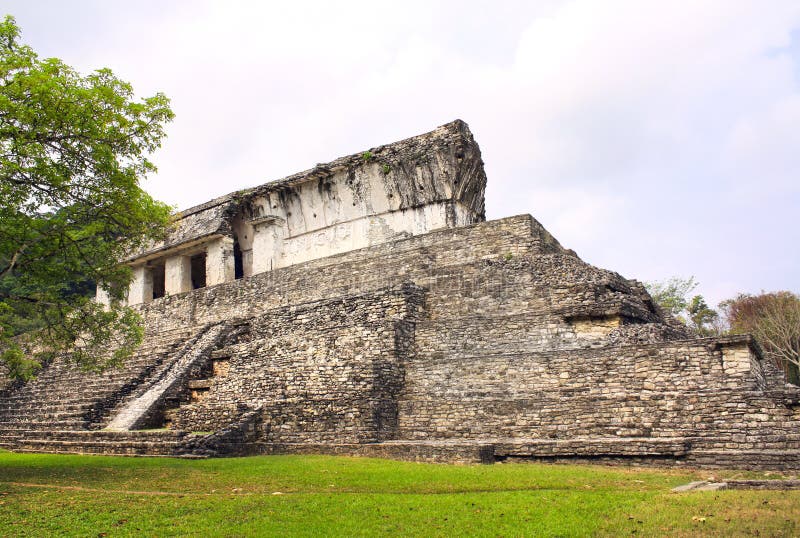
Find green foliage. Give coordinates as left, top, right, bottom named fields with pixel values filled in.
left=0, top=16, right=173, bottom=377
left=645, top=276, right=722, bottom=335
left=645, top=276, right=698, bottom=317
left=381, top=163, right=391, bottom=175
left=0, top=341, right=39, bottom=380
left=0, top=452, right=797, bottom=536
left=361, top=150, right=373, bottom=162
left=687, top=295, right=719, bottom=336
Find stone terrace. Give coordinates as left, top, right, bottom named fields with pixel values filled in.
left=3, top=215, right=796, bottom=467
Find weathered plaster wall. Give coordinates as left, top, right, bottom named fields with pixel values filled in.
left=205, top=237, right=234, bottom=286
left=165, top=255, right=192, bottom=295
left=118, top=120, right=487, bottom=304
left=269, top=201, right=475, bottom=269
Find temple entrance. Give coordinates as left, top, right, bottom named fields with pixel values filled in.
left=233, top=239, right=244, bottom=280
left=152, top=264, right=165, bottom=299
left=190, top=253, right=206, bottom=289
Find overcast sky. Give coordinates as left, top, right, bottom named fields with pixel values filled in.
left=6, top=1, right=800, bottom=306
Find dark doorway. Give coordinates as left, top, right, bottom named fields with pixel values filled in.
left=152, top=264, right=165, bottom=299
left=233, top=239, right=244, bottom=279
left=190, top=253, right=206, bottom=289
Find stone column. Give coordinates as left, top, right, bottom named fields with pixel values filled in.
left=241, top=249, right=253, bottom=278
left=251, top=217, right=285, bottom=275
left=127, top=265, right=153, bottom=305
left=95, top=284, right=111, bottom=307
left=165, top=255, right=192, bottom=295
left=206, top=236, right=235, bottom=286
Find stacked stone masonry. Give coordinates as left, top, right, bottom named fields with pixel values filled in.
left=2, top=120, right=799, bottom=468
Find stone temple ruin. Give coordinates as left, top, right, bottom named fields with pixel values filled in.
left=1, top=120, right=798, bottom=468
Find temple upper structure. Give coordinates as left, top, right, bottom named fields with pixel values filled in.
left=101, top=120, right=487, bottom=305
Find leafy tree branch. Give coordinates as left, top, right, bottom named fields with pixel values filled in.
left=0, top=15, right=173, bottom=379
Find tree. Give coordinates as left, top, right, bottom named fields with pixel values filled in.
left=722, top=292, right=800, bottom=385
left=687, top=295, right=720, bottom=336
left=645, top=276, right=698, bottom=317
left=644, top=276, right=721, bottom=336
left=0, top=16, right=173, bottom=379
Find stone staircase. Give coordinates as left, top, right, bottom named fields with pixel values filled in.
left=162, top=347, right=237, bottom=429
left=0, top=324, right=246, bottom=457
left=104, top=322, right=231, bottom=431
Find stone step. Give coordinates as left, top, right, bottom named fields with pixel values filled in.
left=12, top=447, right=208, bottom=458
left=3, top=411, right=89, bottom=421
left=0, top=325, right=223, bottom=457
left=4, top=380, right=151, bottom=396
left=0, top=401, right=111, bottom=412
left=30, top=354, right=175, bottom=376
left=187, top=379, right=212, bottom=389
left=0, top=420, right=89, bottom=430
left=15, top=439, right=186, bottom=456
left=42, top=430, right=192, bottom=442
left=0, top=402, right=103, bottom=413
left=0, top=395, right=117, bottom=410
left=31, top=370, right=166, bottom=385
left=5, top=379, right=150, bottom=396
left=2, top=402, right=90, bottom=412
left=13, top=429, right=208, bottom=457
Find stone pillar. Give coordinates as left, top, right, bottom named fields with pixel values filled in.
left=95, top=284, right=111, bottom=308
left=127, top=265, right=153, bottom=305
left=165, top=255, right=192, bottom=295
left=251, top=218, right=285, bottom=275
left=206, top=236, right=235, bottom=286
left=241, top=249, right=254, bottom=278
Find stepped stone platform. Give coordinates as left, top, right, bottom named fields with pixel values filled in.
left=1, top=120, right=799, bottom=468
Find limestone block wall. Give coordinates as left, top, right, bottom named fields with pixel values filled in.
left=170, top=286, right=423, bottom=444
left=397, top=337, right=800, bottom=448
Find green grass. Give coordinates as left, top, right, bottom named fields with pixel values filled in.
left=0, top=450, right=797, bottom=537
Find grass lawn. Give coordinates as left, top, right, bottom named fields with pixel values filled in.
left=0, top=450, right=797, bottom=537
